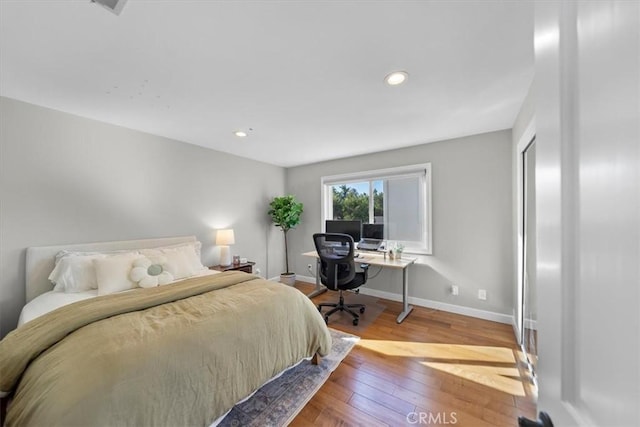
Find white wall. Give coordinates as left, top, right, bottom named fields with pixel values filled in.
left=286, top=130, right=514, bottom=319
left=512, top=82, right=536, bottom=147
left=0, top=97, right=286, bottom=338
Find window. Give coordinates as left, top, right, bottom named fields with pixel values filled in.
left=322, top=163, right=432, bottom=254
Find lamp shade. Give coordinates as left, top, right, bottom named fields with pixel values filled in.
left=216, top=229, right=235, bottom=246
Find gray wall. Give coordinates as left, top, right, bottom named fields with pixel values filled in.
left=0, top=97, right=286, bottom=337
left=0, top=97, right=517, bottom=335
left=286, top=130, right=514, bottom=316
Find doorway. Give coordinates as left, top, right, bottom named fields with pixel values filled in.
left=521, top=137, right=537, bottom=378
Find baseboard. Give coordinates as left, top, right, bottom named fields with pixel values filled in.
left=296, top=274, right=513, bottom=325
left=524, top=318, right=538, bottom=331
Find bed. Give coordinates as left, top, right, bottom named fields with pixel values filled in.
left=0, top=236, right=332, bottom=426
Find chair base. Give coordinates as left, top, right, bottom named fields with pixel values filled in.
left=318, top=290, right=365, bottom=326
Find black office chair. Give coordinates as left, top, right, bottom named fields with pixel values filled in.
left=313, top=233, right=369, bottom=326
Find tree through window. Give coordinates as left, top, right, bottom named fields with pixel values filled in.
left=331, top=182, right=384, bottom=224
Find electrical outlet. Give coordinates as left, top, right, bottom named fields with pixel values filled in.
left=255, top=268, right=262, bottom=277
left=451, top=285, right=459, bottom=296
left=478, top=289, right=487, bottom=300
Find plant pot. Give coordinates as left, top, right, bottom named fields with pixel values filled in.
left=280, top=273, right=296, bottom=286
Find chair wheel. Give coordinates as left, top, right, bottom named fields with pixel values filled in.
left=359, top=307, right=365, bottom=314
left=324, top=316, right=329, bottom=324
left=352, top=318, right=359, bottom=326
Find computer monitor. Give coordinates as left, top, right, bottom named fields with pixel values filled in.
left=325, top=220, right=361, bottom=243
left=362, top=223, right=384, bottom=240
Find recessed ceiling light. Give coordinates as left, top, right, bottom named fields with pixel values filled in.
left=385, top=71, right=409, bottom=86
left=234, top=130, right=248, bottom=138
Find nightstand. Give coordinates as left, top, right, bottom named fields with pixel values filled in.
left=210, top=261, right=255, bottom=274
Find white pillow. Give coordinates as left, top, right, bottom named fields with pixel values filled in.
left=150, top=241, right=203, bottom=258
left=53, top=248, right=135, bottom=265
left=49, top=253, right=108, bottom=292
left=94, top=252, right=144, bottom=296
left=140, top=243, right=206, bottom=279
left=171, top=244, right=207, bottom=272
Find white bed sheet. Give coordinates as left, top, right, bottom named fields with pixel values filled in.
left=18, top=290, right=97, bottom=327
left=18, top=269, right=220, bottom=326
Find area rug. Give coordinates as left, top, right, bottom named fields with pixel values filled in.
left=217, top=328, right=359, bottom=427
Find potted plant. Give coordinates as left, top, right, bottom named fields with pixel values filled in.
left=268, top=195, right=304, bottom=285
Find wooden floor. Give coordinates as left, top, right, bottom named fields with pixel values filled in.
left=291, top=282, right=537, bottom=427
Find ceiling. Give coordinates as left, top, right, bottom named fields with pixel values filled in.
left=0, top=0, right=534, bottom=167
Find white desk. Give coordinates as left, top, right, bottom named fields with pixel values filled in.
left=302, top=250, right=417, bottom=323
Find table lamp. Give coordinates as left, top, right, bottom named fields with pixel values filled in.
left=216, top=229, right=235, bottom=267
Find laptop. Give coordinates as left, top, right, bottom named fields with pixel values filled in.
left=357, top=224, right=384, bottom=251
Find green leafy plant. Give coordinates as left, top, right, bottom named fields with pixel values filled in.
left=268, top=195, right=304, bottom=274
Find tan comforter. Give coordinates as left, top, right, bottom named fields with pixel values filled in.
left=0, top=271, right=332, bottom=426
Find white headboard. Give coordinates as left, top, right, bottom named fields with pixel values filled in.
left=25, top=235, right=197, bottom=302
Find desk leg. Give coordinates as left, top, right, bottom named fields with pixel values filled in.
left=396, top=266, right=414, bottom=323
left=306, top=258, right=327, bottom=298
